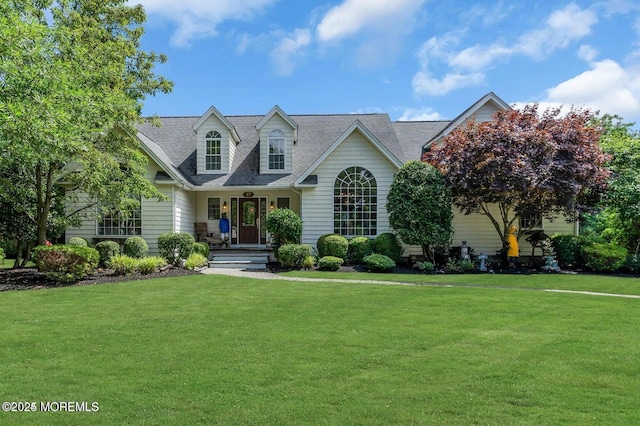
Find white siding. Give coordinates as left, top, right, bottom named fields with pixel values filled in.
left=196, top=115, right=231, bottom=174
left=174, top=188, right=196, bottom=235
left=471, top=102, right=501, bottom=123
left=259, top=115, right=294, bottom=174
left=300, top=130, right=398, bottom=247
left=141, top=186, right=174, bottom=254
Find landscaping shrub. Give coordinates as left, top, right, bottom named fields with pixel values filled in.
left=317, top=234, right=348, bottom=259
left=364, top=253, right=396, bottom=272
left=67, top=237, right=88, bottom=247
left=158, top=232, right=195, bottom=266
left=348, top=236, right=372, bottom=264
left=414, top=261, right=435, bottom=273
left=302, top=255, right=315, bottom=270
left=372, top=233, right=403, bottom=262
left=185, top=253, right=208, bottom=269
left=277, top=244, right=312, bottom=269
left=318, top=256, right=343, bottom=271
left=265, top=208, right=303, bottom=245
left=95, top=240, right=120, bottom=267
left=33, top=244, right=99, bottom=282
left=137, top=256, right=167, bottom=275
left=582, top=243, right=628, bottom=272
left=109, top=254, right=139, bottom=275
left=192, top=242, right=210, bottom=258
left=445, top=259, right=475, bottom=273
left=551, top=234, right=587, bottom=268
left=123, top=236, right=148, bottom=259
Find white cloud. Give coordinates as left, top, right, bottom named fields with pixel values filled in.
left=398, top=107, right=445, bottom=121
left=269, top=29, right=312, bottom=76
left=514, top=59, right=640, bottom=123
left=413, top=3, right=599, bottom=96
left=577, top=45, right=599, bottom=62
left=316, top=0, right=426, bottom=42
left=135, top=0, right=278, bottom=47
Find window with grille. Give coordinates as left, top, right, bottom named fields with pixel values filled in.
left=334, top=167, right=377, bottom=236
left=519, top=212, right=543, bottom=230
left=205, top=130, right=222, bottom=171
left=97, top=198, right=141, bottom=236
left=268, top=129, right=285, bottom=170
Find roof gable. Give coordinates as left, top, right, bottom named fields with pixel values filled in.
left=256, top=105, right=298, bottom=142
left=424, top=92, right=511, bottom=148
left=192, top=105, right=241, bottom=143
left=295, top=119, right=403, bottom=186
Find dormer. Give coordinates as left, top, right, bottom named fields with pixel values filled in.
left=192, top=106, right=240, bottom=174
left=256, top=105, right=297, bottom=174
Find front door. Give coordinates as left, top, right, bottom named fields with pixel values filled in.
left=238, top=198, right=259, bottom=244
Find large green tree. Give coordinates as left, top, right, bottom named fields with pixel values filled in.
left=386, top=161, right=453, bottom=263
left=595, top=115, right=640, bottom=253
left=423, top=105, right=610, bottom=254
left=0, top=0, right=172, bottom=247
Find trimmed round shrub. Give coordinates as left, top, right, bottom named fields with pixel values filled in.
left=364, top=253, right=396, bottom=272
left=137, top=256, right=167, bottom=275
left=348, top=236, right=372, bottom=264
left=33, top=244, right=99, bottom=282
left=158, top=232, right=195, bottom=266
left=185, top=253, right=208, bottom=269
left=123, top=236, right=148, bottom=259
left=277, top=244, right=313, bottom=269
left=582, top=243, right=628, bottom=272
left=67, top=237, right=88, bottom=247
left=265, top=208, right=303, bottom=245
left=372, top=233, right=403, bottom=262
left=109, top=254, right=139, bottom=275
left=318, top=234, right=348, bottom=259
left=414, top=261, right=435, bottom=273
left=192, top=242, right=210, bottom=258
left=95, top=240, right=120, bottom=268
left=318, top=256, right=343, bottom=271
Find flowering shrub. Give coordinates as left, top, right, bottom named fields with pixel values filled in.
left=33, top=244, right=99, bottom=282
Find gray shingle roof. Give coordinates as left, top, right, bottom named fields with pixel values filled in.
left=137, top=112, right=451, bottom=188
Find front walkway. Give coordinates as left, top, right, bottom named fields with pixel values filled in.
left=200, top=268, right=640, bottom=299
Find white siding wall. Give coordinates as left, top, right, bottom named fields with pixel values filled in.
left=65, top=191, right=98, bottom=241
left=300, top=131, right=398, bottom=247
left=259, top=115, right=294, bottom=174
left=142, top=185, right=174, bottom=254
left=173, top=188, right=196, bottom=235
left=471, top=102, right=501, bottom=122
left=196, top=115, right=231, bottom=174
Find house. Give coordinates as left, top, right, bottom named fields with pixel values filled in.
left=65, top=93, right=577, bottom=257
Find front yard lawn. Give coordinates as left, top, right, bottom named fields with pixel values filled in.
left=280, top=269, right=640, bottom=295
left=1, top=274, right=639, bottom=424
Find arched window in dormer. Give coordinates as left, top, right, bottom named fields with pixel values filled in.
left=268, top=129, right=285, bottom=170
left=333, top=167, right=377, bottom=236
left=205, top=130, right=222, bottom=171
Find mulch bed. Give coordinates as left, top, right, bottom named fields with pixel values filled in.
left=0, top=267, right=201, bottom=292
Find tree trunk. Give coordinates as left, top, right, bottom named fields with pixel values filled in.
left=421, top=244, right=435, bottom=264
left=35, top=163, right=56, bottom=246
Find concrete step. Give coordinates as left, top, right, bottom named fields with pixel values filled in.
left=212, top=255, right=269, bottom=263
left=208, top=260, right=267, bottom=270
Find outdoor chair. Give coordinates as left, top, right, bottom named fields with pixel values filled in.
left=194, top=222, right=226, bottom=248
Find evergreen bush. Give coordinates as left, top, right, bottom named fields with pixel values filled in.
left=372, top=233, right=403, bottom=262
left=364, top=253, right=395, bottom=272
left=551, top=234, right=587, bottom=268
left=348, top=236, right=372, bottom=264
left=277, top=244, right=312, bottom=269
left=582, top=243, right=627, bottom=272
left=95, top=240, right=120, bottom=267
left=67, top=237, right=88, bottom=247
left=265, top=208, right=303, bottom=245
left=123, top=236, right=148, bottom=258
left=192, top=242, right=210, bottom=258
left=158, top=232, right=195, bottom=266
left=317, top=234, right=348, bottom=259
left=318, top=256, right=343, bottom=271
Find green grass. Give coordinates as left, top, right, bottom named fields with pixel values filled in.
left=281, top=269, right=640, bottom=295
left=1, top=274, right=640, bottom=424
left=1, top=259, right=36, bottom=269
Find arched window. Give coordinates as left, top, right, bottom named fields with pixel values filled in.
left=268, top=129, right=285, bottom=170
left=205, top=130, right=222, bottom=171
left=334, top=167, right=377, bottom=236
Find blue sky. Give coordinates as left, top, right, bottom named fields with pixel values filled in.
left=135, top=0, right=640, bottom=127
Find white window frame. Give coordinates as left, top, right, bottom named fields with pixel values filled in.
left=207, top=198, right=221, bottom=220
left=333, top=167, right=377, bottom=237
left=97, top=198, right=142, bottom=237
left=205, top=130, right=222, bottom=171
left=268, top=129, right=285, bottom=170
